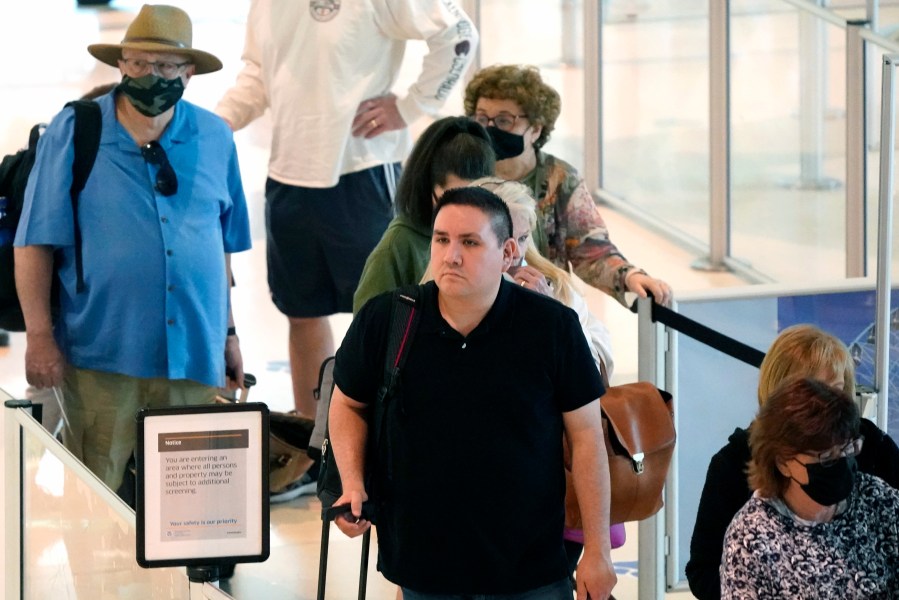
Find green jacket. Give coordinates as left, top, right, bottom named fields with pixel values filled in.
left=352, top=215, right=431, bottom=313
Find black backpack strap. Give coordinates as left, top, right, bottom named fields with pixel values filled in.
left=381, top=287, right=422, bottom=400
left=64, top=100, right=101, bottom=293
left=371, top=286, right=422, bottom=485
left=27, top=123, right=44, bottom=154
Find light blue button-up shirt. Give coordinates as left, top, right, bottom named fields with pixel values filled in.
left=15, top=92, right=252, bottom=387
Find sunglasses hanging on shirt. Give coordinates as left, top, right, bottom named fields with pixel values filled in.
left=140, top=141, right=178, bottom=196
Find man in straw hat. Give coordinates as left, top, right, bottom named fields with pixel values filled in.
left=216, top=2, right=478, bottom=490
left=15, top=4, right=251, bottom=494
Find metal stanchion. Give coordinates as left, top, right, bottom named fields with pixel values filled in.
left=693, top=0, right=732, bottom=273
left=636, top=299, right=667, bottom=599
left=584, top=0, right=602, bottom=194
left=846, top=20, right=869, bottom=277
left=874, top=54, right=896, bottom=431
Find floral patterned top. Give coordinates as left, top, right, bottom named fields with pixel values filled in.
left=520, top=151, right=637, bottom=306
left=721, top=473, right=899, bottom=599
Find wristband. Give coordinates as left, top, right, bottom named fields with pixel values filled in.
left=227, top=326, right=237, bottom=336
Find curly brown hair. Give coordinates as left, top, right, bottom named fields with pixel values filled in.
left=464, top=64, right=561, bottom=150
left=748, top=378, right=859, bottom=499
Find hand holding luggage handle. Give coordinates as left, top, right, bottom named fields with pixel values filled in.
left=224, top=371, right=256, bottom=403
left=318, top=503, right=374, bottom=600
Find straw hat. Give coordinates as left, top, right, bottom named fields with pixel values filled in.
left=87, top=5, right=222, bottom=75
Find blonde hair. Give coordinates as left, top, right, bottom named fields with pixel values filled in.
left=757, top=324, right=856, bottom=406
left=469, top=177, right=575, bottom=306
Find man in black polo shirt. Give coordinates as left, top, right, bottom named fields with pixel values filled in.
left=329, top=187, right=616, bottom=599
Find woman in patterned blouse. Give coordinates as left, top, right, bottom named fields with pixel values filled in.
left=721, top=378, right=899, bottom=599
left=464, top=64, right=671, bottom=307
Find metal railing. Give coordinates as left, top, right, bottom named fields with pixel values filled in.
left=587, top=0, right=899, bottom=284
left=874, top=54, right=896, bottom=431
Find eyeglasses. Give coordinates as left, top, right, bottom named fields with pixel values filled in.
left=120, top=58, right=191, bottom=79
left=140, top=141, right=178, bottom=196
left=800, top=436, right=865, bottom=468
left=472, top=112, right=528, bottom=132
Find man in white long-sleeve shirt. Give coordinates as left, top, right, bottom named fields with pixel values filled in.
left=216, top=1, right=478, bottom=447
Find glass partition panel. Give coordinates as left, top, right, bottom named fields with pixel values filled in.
left=600, top=0, right=710, bottom=244
left=20, top=415, right=195, bottom=599
left=668, top=282, right=899, bottom=586
left=730, top=4, right=848, bottom=283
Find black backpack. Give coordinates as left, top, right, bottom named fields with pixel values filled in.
left=0, top=100, right=102, bottom=331
left=313, top=286, right=422, bottom=521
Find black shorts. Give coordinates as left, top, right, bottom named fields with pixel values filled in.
left=265, top=164, right=398, bottom=317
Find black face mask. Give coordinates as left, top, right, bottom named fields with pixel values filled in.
left=486, top=126, right=526, bottom=160
left=118, top=74, right=185, bottom=117
left=796, top=455, right=857, bottom=506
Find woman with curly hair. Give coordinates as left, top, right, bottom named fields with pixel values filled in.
left=464, top=64, right=671, bottom=307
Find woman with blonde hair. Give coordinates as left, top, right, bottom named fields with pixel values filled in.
left=470, top=176, right=614, bottom=377
left=755, top=324, right=856, bottom=405
left=686, top=324, right=899, bottom=599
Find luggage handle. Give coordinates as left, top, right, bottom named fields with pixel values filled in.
left=318, top=503, right=371, bottom=600
left=224, top=371, right=257, bottom=403
left=322, top=502, right=375, bottom=523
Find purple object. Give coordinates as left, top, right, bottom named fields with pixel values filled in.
left=563, top=523, right=627, bottom=549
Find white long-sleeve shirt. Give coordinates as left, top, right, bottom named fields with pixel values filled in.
left=216, top=0, right=478, bottom=188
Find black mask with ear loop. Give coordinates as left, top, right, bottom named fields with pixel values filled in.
left=793, top=455, right=857, bottom=506
left=486, top=126, right=526, bottom=160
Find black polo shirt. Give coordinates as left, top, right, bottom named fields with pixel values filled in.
left=334, top=278, right=604, bottom=594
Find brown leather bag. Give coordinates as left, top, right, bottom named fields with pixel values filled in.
left=565, top=382, right=675, bottom=526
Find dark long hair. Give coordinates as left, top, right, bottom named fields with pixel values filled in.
left=396, top=117, right=495, bottom=230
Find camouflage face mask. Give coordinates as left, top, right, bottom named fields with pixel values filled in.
left=117, top=74, right=185, bottom=117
